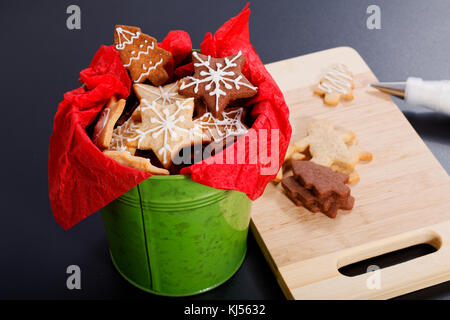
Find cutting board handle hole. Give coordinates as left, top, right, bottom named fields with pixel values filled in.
left=338, top=243, right=438, bottom=277
left=337, top=232, right=441, bottom=277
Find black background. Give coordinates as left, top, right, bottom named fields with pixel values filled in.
left=1, top=0, right=450, bottom=300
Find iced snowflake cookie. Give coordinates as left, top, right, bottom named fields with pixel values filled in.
left=93, top=97, right=126, bottom=149
left=293, top=120, right=372, bottom=184
left=114, top=25, right=172, bottom=85
left=314, top=64, right=354, bottom=106
left=128, top=99, right=203, bottom=168
left=194, top=107, right=248, bottom=143
left=131, top=81, right=187, bottom=121
left=109, top=117, right=140, bottom=155
left=179, top=51, right=258, bottom=117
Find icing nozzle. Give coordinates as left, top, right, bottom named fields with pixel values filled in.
left=370, top=82, right=406, bottom=99
left=371, top=78, right=450, bottom=116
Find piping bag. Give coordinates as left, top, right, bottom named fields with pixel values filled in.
left=371, top=77, right=450, bottom=115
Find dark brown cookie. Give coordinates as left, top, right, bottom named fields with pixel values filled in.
left=281, top=164, right=355, bottom=219
left=325, top=195, right=354, bottom=218
left=194, top=107, right=248, bottom=144
left=292, top=160, right=350, bottom=199
left=281, top=176, right=339, bottom=213
left=281, top=176, right=320, bottom=210
left=114, top=25, right=172, bottom=85
left=179, top=51, right=257, bottom=117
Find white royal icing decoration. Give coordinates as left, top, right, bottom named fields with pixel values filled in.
left=135, top=82, right=185, bottom=106
left=110, top=118, right=140, bottom=151
left=179, top=51, right=257, bottom=112
left=194, top=108, right=248, bottom=142
left=318, top=64, right=353, bottom=94
left=134, top=58, right=163, bottom=83
left=115, top=27, right=141, bottom=50
left=130, top=99, right=200, bottom=164
left=123, top=42, right=155, bottom=67
left=114, top=27, right=161, bottom=83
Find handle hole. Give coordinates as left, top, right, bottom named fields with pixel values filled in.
left=338, top=243, right=437, bottom=277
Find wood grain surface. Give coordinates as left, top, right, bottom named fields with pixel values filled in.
left=251, top=47, right=450, bottom=300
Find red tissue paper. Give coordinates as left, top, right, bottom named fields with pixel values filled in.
left=48, top=5, right=291, bottom=230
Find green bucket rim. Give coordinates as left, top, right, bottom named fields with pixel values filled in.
left=148, top=174, right=190, bottom=181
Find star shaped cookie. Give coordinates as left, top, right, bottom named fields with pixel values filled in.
left=114, top=25, right=172, bottom=85
left=179, top=51, right=257, bottom=117
left=134, top=99, right=203, bottom=168
left=109, top=117, right=140, bottom=155
left=131, top=81, right=187, bottom=121
left=194, top=107, right=248, bottom=143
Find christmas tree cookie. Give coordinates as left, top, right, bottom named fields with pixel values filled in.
left=114, top=25, right=172, bottom=85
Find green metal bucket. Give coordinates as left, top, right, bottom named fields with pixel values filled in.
left=101, top=174, right=252, bottom=296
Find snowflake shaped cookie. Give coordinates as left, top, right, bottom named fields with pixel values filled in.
left=179, top=51, right=257, bottom=117
left=131, top=81, right=187, bottom=121
left=135, top=99, right=202, bottom=168
left=109, top=117, right=140, bottom=155
left=194, top=107, right=248, bottom=143
left=114, top=25, right=172, bottom=85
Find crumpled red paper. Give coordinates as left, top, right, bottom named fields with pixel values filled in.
left=49, top=5, right=291, bottom=230
left=159, top=30, right=193, bottom=80
left=159, top=30, right=192, bottom=67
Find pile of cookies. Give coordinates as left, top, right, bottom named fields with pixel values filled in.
left=276, top=120, right=372, bottom=184
left=276, top=65, right=372, bottom=217
left=282, top=161, right=354, bottom=218
left=92, top=25, right=258, bottom=174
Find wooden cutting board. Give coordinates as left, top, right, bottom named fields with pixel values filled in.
left=251, top=47, right=450, bottom=300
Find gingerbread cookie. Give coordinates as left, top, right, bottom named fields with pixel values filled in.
left=194, top=107, right=248, bottom=143
left=314, top=64, right=354, bottom=106
left=93, top=97, right=126, bottom=149
left=179, top=51, right=258, bottom=117
left=132, top=99, right=203, bottom=168
left=103, top=150, right=169, bottom=175
left=114, top=25, right=172, bottom=85
left=109, top=117, right=140, bottom=155
left=294, top=120, right=372, bottom=184
left=282, top=176, right=354, bottom=218
left=282, top=161, right=354, bottom=218
left=292, top=160, right=350, bottom=199
left=131, top=81, right=186, bottom=121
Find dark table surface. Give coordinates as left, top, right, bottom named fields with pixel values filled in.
left=1, top=0, right=450, bottom=300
